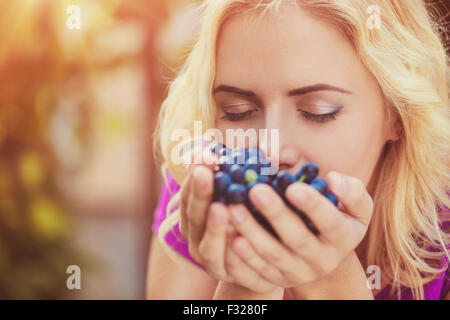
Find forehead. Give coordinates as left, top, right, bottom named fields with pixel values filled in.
left=214, top=6, right=359, bottom=93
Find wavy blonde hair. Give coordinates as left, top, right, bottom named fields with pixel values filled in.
left=153, top=0, right=450, bottom=299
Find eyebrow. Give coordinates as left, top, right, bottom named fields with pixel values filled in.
left=288, top=84, right=352, bottom=96
left=212, top=83, right=352, bottom=97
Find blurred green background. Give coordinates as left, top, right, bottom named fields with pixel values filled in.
left=0, top=0, right=201, bottom=299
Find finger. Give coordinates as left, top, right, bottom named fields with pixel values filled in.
left=327, top=171, right=374, bottom=226
left=225, top=244, right=277, bottom=293
left=228, top=204, right=313, bottom=280
left=285, top=182, right=348, bottom=244
left=180, top=146, right=217, bottom=239
left=198, top=203, right=230, bottom=280
left=187, top=166, right=214, bottom=249
left=182, top=138, right=215, bottom=170
left=231, top=236, right=287, bottom=287
left=179, top=170, right=193, bottom=239
left=248, top=184, right=323, bottom=256
left=186, top=145, right=218, bottom=172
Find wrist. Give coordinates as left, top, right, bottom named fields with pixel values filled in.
left=213, top=281, right=284, bottom=300
left=292, top=251, right=374, bottom=300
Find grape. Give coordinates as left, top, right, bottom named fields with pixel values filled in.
left=247, top=147, right=260, bottom=159
left=227, top=183, right=247, bottom=204
left=217, top=146, right=231, bottom=157
left=309, top=177, right=329, bottom=195
left=217, top=155, right=233, bottom=173
left=210, top=143, right=225, bottom=155
left=295, top=162, right=318, bottom=183
left=275, top=171, right=295, bottom=194
left=245, top=169, right=258, bottom=183
left=271, top=179, right=282, bottom=196
left=246, top=156, right=261, bottom=173
left=214, top=172, right=231, bottom=196
left=230, top=164, right=246, bottom=183
left=213, top=193, right=228, bottom=204
left=256, top=174, right=272, bottom=184
left=326, top=192, right=338, bottom=206
left=232, top=148, right=246, bottom=165
left=209, top=146, right=339, bottom=237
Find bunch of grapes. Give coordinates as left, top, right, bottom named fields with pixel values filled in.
left=210, top=144, right=339, bottom=238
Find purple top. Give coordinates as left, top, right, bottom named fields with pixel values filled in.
left=152, top=172, right=449, bottom=300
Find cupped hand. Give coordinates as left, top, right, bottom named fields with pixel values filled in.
left=179, top=146, right=280, bottom=293
left=226, top=171, right=374, bottom=289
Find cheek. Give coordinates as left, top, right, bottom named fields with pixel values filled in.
left=305, top=113, right=387, bottom=186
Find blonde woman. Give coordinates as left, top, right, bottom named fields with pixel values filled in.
left=147, top=0, right=449, bottom=300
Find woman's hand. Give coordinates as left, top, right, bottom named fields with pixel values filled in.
left=226, top=171, right=374, bottom=290
left=178, top=146, right=281, bottom=294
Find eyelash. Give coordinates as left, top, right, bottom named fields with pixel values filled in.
left=220, top=109, right=341, bottom=123
left=220, top=110, right=256, bottom=121
left=298, top=109, right=341, bottom=123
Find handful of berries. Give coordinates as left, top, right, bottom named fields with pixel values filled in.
left=210, top=144, right=339, bottom=238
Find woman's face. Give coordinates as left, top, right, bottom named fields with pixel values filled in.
left=213, top=6, right=398, bottom=191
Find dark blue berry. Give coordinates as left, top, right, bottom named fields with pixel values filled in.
left=210, top=143, right=225, bottom=154
left=230, top=164, right=246, bottom=183
left=246, top=147, right=260, bottom=159
left=309, top=177, right=329, bottom=195
left=212, top=149, right=328, bottom=237
left=227, top=183, right=247, bottom=204
left=295, top=162, right=319, bottom=183
left=256, top=174, right=272, bottom=184
left=246, top=156, right=261, bottom=173
left=257, top=148, right=267, bottom=162
left=247, top=147, right=266, bottom=164
left=261, top=164, right=276, bottom=176
left=218, top=155, right=233, bottom=173
left=276, top=171, right=295, bottom=194
left=213, top=193, right=228, bottom=204
left=232, top=148, right=246, bottom=164
left=326, top=192, right=338, bottom=206
left=271, top=179, right=283, bottom=197
left=217, top=146, right=231, bottom=157
left=214, top=172, right=231, bottom=195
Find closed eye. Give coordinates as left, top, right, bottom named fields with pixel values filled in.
left=220, top=109, right=256, bottom=121
left=298, top=108, right=342, bottom=123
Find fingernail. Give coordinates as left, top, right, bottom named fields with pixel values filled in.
left=193, top=166, right=207, bottom=189
left=211, top=210, right=223, bottom=226
left=331, top=172, right=347, bottom=197
left=230, top=206, right=246, bottom=223
left=293, top=185, right=308, bottom=204
left=254, top=187, right=271, bottom=207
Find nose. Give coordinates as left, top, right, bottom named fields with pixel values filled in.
left=258, top=106, right=300, bottom=174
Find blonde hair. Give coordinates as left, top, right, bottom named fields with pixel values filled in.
left=154, top=0, right=450, bottom=299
